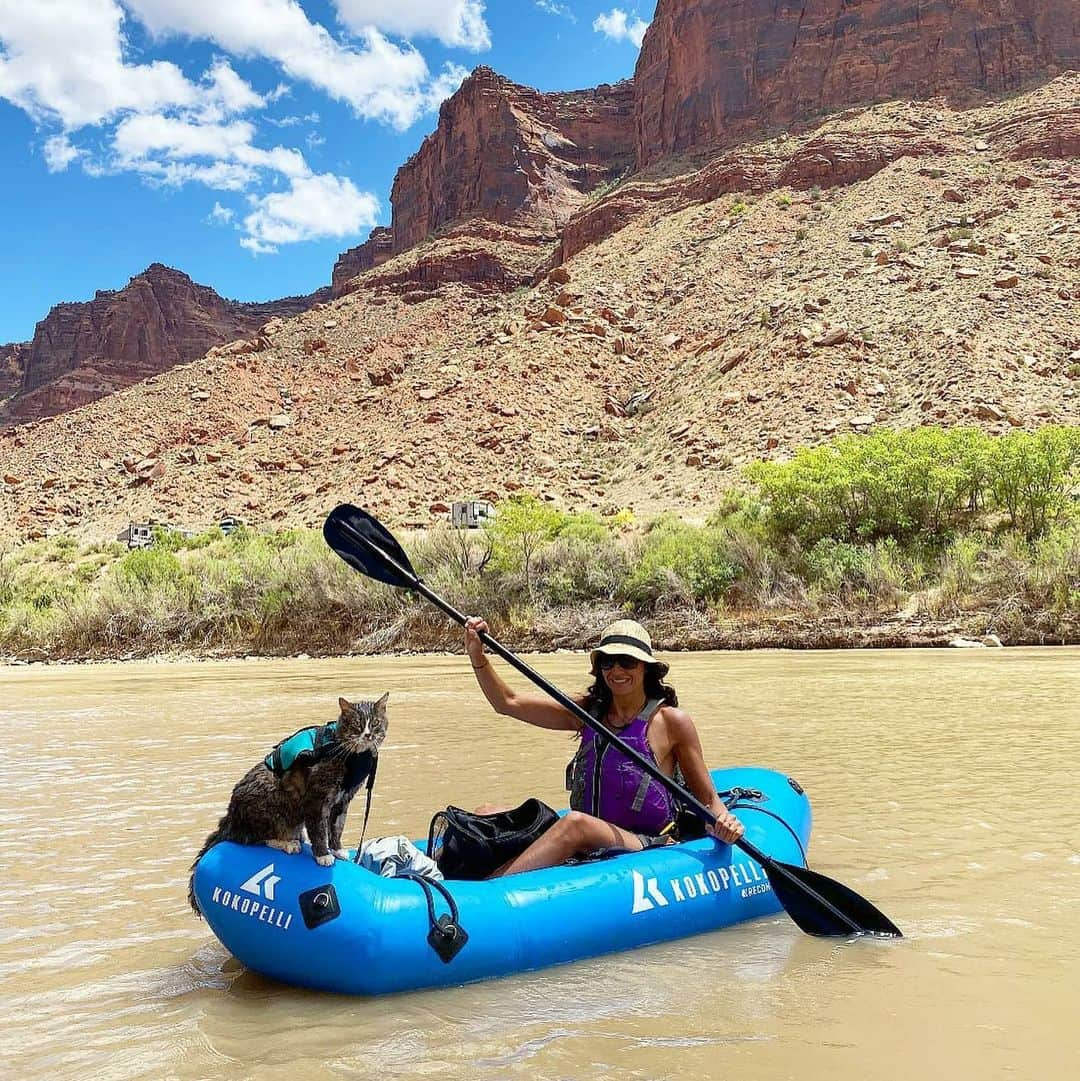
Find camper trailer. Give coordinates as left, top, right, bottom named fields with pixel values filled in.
left=451, top=501, right=496, bottom=530
left=118, top=521, right=194, bottom=549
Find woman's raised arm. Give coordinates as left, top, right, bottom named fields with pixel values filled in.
left=466, top=617, right=581, bottom=731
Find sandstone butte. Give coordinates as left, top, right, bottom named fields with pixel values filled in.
left=0, top=0, right=1077, bottom=543
left=1, top=264, right=330, bottom=425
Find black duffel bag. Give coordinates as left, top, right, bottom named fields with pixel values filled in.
left=427, top=798, right=559, bottom=880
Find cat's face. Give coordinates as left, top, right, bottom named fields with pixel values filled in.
left=336, top=694, right=389, bottom=754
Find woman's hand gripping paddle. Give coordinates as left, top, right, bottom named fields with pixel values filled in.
left=323, top=504, right=902, bottom=938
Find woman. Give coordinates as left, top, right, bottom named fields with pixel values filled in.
left=465, top=617, right=744, bottom=877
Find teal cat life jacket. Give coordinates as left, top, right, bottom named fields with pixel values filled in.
left=264, top=722, right=340, bottom=775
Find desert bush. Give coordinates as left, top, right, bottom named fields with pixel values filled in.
left=485, top=494, right=567, bottom=589
left=802, top=537, right=916, bottom=608
left=748, top=428, right=992, bottom=545
left=934, top=522, right=1079, bottom=636
left=622, top=522, right=737, bottom=608
left=986, top=426, right=1080, bottom=537
left=534, top=533, right=629, bottom=607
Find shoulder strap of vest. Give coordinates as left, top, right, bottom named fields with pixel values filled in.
left=640, top=698, right=664, bottom=723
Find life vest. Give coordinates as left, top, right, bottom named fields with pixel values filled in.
left=565, top=699, right=679, bottom=835
left=264, top=722, right=341, bottom=775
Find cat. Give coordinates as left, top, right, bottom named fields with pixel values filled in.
left=188, top=694, right=389, bottom=916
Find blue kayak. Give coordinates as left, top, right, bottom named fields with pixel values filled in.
left=191, top=766, right=811, bottom=995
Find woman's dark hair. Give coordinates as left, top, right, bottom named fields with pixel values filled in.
left=581, top=658, right=678, bottom=718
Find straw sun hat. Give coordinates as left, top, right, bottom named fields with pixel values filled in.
left=590, top=619, right=657, bottom=666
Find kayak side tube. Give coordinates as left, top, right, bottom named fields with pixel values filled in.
left=192, top=766, right=812, bottom=995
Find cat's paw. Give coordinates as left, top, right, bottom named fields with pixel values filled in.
left=332, top=848, right=349, bottom=861
left=267, top=838, right=302, bottom=855
left=314, top=853, right=335, bottom=867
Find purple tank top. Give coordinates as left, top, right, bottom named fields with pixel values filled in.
left=566, top=699, right=677, bottom=835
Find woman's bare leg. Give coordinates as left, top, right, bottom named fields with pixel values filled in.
left=489, top=811, right=643, bottom=877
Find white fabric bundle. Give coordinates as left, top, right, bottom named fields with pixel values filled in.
left=358, top=836, right=443, bottom=880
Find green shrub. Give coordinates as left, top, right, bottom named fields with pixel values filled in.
left=706, top=490, right=766, bottom=531
left=747, top=428, right=993, bottom=545
left=535, top=534, right=628, bottom=606
left=114, top=547, right=186, bottom=590
left=986, top=427, right=1080, bottom=537
left=558, top=512, right=609, bottom=545
left=485, top=494, right=567, bottom=589
left=622, top=523, right=737, bottom=607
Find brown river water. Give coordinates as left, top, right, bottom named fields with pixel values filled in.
left=2, top=648, right=1078, bottom=1080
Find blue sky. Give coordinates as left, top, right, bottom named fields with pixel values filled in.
left=0, top=1, right=654, bottom=344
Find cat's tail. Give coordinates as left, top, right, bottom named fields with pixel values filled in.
left=188, top=826, right=225, bottom=917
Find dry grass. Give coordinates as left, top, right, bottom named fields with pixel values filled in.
left=2, top=510, right=1077, bottom=660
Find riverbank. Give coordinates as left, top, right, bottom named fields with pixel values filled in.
left=2, top=526, right=1075, bottom=664
left=0, top=614, right=1048, bottom=666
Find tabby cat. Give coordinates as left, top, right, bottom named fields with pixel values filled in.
left=188, top=694, right=389, bottom=915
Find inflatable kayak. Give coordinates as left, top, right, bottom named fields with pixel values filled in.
left=191, top=766, right=811, bottom=995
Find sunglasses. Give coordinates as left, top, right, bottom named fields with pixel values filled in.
left=598, top=654, right=643, bottom=671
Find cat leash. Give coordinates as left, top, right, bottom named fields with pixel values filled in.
left=351, top=755, right=379, bottom=863
left=348, top=753, right=469, bottom=963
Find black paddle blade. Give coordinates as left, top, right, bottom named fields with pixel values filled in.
left=763, top=858, right=902, bottom=938
left=323, top=504, right=419, bottom=589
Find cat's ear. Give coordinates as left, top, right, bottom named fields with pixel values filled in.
left=375, top=692, right=390, bottom=713
left=338, top=697, right=353, bottom=714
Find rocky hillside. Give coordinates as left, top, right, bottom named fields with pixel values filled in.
left=391, top=67, right=634, bottom=251
left=332, top=228, right=394, bottom=299
left=635, top=0, right=1079, bottom=166
left=0, top=265, right=330, bottom=425
left=1, top=76, right=1075, bottom=542
left=0, top=0, right=1076, bottom=542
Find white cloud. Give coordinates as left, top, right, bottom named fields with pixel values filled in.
left=201, top=58, right=265, bottom=117
left=242, top=172, right=380, bottom=253
left=122, top=0, right=457, bottom=129
left=266, top=111, right=320, bottom=128
left=113, top=114, right=310, bottom=179
left=535, top=1, right=574, bottom=20
left=333, top=1, right=491, bottom=51
left=0, top=0, right=198, bottom=127
left=43, top=134, right=83, bottom=171
left=208, top=200, right=235, bottom=224
left=0, top=0, right=460, bottom=255
left=593, top=8, right=649, bottom=48
left=131, top=158, right=259, bottom=190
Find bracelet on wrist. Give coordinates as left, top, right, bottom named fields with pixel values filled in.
left=471, top=660, right=489, bottom=671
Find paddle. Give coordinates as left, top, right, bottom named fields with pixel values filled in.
left=323, top=503, right=902, bottom=938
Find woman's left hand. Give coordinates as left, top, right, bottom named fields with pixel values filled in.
left=708, top=808, right=744, bottom=844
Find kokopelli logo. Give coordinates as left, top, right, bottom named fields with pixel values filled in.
left=631, top=869, right=670, bottom=913
left=240, top=863, right=281, bottom=901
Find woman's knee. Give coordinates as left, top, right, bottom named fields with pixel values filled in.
left=561, top=811, right=606, bottom=848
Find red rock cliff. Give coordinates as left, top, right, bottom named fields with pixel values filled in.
left=0, top=342, right=27, bottom=399
left=635, top=0, right=1079, bottom=166
left=4, top=264, right=326, bottom=423
left=331, top=226, right=395, bottom=298
left=390, top=67, right=635, bottom=251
